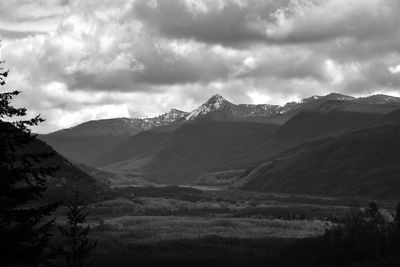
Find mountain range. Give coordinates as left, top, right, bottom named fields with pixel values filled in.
left=39, top=108, right=188, bottom=166
left=38, top=92, right=400, bottom=197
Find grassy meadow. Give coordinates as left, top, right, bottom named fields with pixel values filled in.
left=53, top=185, right=399, bottom=266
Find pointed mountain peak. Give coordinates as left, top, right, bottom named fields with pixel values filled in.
left=209, top=93, right=225, bottom=100
left=205, top=94, right=234, bottom=108
left=186, top=94, right=234, bottom=120
left=205, top=94, right=229, bottom=105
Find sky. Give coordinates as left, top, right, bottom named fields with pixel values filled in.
left=1, top=0, right=400, bottom=133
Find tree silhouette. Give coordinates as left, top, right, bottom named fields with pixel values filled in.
left=0, top=57, right=59, bottom=266
left=59, top=191, right=96, bottom=267
left=366, top=201, right=379, bottom=219
left=396, top=203, right=400, bottom=228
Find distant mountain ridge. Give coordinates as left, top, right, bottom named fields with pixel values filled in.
left=151, top=108, right=189, bottom=124
left=49, top=108, right=189, bottom=137
left=50, top=118, right=148, bottom=137
left=39, top=108, right=188, bottom=165
left=45, top=92, right=400, bottom=136
left=184, top=93, right=400, bottom=121
left=356, top=94, right=400, bottom=104
left=186, top=94, right=281, bottom=120
left=40, top=92, right=400, bottom=168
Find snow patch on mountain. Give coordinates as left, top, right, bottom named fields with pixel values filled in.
left=53, top=108, right=189, bottom=137
left=186, top=94, right=231, bottom=120
left=355, top=94, right=400, bottom=104
left=50, top=92, right=400, bottom=136
left=143, top=108, right=188, bottom=125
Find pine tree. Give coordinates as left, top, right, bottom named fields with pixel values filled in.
left=366, top=201, right=379, bottom=218
left=59, top=191, right=96, bottom=267
left=0, top=57, right=59, bottom=266
left=395, top=203, right=400, bottom=228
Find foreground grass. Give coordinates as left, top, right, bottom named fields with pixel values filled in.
left=78, top=195, right=351, bottom=221
left=81, top=195, right=333, bottom=266
left=91, top=236, right=298, bottom=267
left=88, top=217, right=400, bottom=267
left=89, top=217, right=331, bottom=267
left=91, top=215, right=330, bottom=243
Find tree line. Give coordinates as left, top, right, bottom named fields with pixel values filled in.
left=0, top=58, right=95, bottom=267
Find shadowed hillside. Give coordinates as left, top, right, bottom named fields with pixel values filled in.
left=240, top=118, right=400, bottom=197
left=1, top=122, right=107, bottom=202
left=94, top=120, right=185, bottom=168
left=217, top=109, right=383, bottom=171
left=141, top=119, right=279, bottom=184
left=39, top=110, right=188, bottom=166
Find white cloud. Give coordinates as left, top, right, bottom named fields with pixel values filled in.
left=389, top=65, right=400, bottom=74
left=1, top=0, right=400, bottom=133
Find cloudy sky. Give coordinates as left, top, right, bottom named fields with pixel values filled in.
left=1, top=0, right=400, bottom=133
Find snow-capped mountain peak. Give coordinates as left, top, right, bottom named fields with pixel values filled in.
left=206, top=93, right=226, bottom=104
left=186, top=94, right=233, bottom=120
left=50, top=92, right=400, bottom=137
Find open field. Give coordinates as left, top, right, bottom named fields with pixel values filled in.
left=83, top=191, right=335, bottom=266
left=53, top=186, right=398, bottom=266
left=92, top=215, right=331, bottom=243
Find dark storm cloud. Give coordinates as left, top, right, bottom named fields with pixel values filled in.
left=132, top=0, right=286, bottom=46
left=341, top=59, right=400, bottom=95
left=131, top=0, right=400, bottom=55
left=0, top=29, right=44, bottom=39
left=65, top=43, right=234, bottom=91
left=10, top=0, right=399, bottom=93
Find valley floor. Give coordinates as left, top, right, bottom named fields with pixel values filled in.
left=55, top=186, right=398, bottom=266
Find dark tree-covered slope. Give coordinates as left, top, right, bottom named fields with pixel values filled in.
left=241, top=118, right=400, bottom=197
left=141, top=119, right=279, bottom=184
left=218, top=110, right=383, bottom=170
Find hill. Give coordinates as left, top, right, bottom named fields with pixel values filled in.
left=42, top=92, right=400, bottom=185
left=0, top=122, right=107, bottom=201
left=140, top=119, right=279, bottom=184
left=94, top=119, right=185, bottom=167
left=75, top=163, right=152, bottom=187
left=39, top=109, right=188, bottom=166
left=239, top=115, right=400, bottom=198
left=95, top=93, right=400, bottom=185
left=217, top=109, right=384, bottom=171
